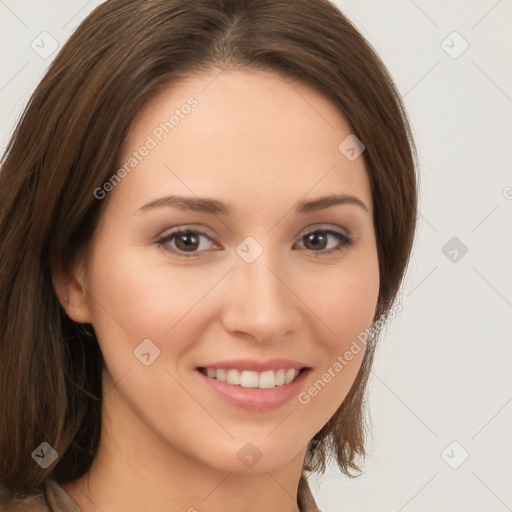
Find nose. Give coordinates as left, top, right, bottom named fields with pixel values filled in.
left=220, top=250, right=301, bottom=344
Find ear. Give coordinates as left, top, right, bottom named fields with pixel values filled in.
left=52, top=261, right=93, bottom=324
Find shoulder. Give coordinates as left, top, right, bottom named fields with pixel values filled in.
left=0, top=482, right=49, bottom=512
left=0, top=480, right=81, bottom=512
left=298, top=474, right=323, bottom=512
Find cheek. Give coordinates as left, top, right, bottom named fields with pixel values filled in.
left=83, top=240, right=232, bottom=399
left=295, top=254, right=379, bottom=413
left=86, top=241, right=219, bottom=339
left=328, top=275, right=379, bottom=347
left=306, top=257, right=380, bottom=351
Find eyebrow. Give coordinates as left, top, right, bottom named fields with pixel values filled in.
left=138, top=193, right=369, bottom=215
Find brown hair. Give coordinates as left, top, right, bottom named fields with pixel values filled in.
left=0, top=0, right=417, bottom=500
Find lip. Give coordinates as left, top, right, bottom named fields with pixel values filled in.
left=196, top=365, right=312, bottom=411
left=196, top=358, right=308, bottom=372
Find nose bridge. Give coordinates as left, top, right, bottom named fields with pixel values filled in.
left=223, top=243, right=298, bottom=343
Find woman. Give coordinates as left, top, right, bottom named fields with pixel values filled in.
left=0, top=0, right=417, bottom=510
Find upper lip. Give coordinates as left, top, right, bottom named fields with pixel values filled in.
left=197, top=359, right=310, bottom=372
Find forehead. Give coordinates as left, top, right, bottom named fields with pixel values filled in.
left=114, top=68, right=372, bottom=214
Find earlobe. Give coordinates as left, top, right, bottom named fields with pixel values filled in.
left=52, top=266, right=93, bottom=324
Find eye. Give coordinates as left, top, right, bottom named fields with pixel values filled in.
left=157, top=229, right=216, bottom=257
left=156, top=226, right=354, bottom=258
left=296, top=228, right=354, bottom=256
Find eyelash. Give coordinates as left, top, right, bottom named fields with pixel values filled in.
left=156, top=227, right=355, bottom=258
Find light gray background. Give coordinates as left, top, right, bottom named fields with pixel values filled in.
left=1, top=1, right=511, bottom=511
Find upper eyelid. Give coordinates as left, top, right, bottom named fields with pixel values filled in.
left=296, top=223, right=351, bottom=238
left=158, top=224, right=352, bottom=248
left=159, top=223, right=351, bottom=240
left=157, top=226, right=218, bottom=247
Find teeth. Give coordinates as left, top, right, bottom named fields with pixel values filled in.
left=275, top=369, right=285, bottom=386
left=258, top=370, right=275, bottom=389
left=203, top=368, right=301, bottom=388
left=226, top=369, right=241, bottom=385
left=240, top=370, right=259, bottom=388
left=285, top=368, right=297, bottom=385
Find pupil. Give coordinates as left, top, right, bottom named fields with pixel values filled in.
left=305, top=232, right=326, bottom=250
left=177, top=232, right=199, bottom=251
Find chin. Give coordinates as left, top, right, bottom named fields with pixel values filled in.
left=188, top=434, right=307, bottom=475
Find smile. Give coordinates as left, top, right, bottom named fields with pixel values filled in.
left=199, top=367, right=302, bottom=389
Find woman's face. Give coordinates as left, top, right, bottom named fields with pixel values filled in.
left=66, top=68, right=379, bottom=475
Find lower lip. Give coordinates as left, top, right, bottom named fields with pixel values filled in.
left=196, top=369, right=311, bottom=411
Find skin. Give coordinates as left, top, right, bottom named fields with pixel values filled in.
left=55, top=68, right=380, bottom=512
